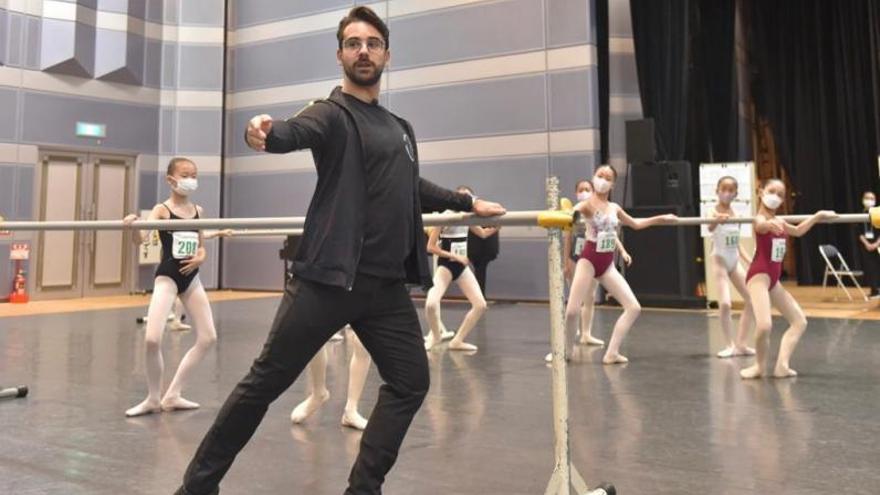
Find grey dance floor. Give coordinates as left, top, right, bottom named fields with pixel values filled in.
left=1, top=297, right=879, bottom=494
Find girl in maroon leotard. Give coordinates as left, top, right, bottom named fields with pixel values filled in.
left=565, top=165, right=677, bottom=364
left=740, top=178, right=836, bottom=379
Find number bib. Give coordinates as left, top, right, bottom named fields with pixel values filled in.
left=771, top=238, right=786, bottom=263
left=723, top=232, right=740, bottom=249
left=450, top=241, right=468, bottom=258
left=574, top=236, right=586, bottom=257
left=596, top=231, right=616, bottom=253
left=172, top=231, right=199, bottom=259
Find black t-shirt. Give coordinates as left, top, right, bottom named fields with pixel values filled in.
left=343, top=93, right=415, bottom=279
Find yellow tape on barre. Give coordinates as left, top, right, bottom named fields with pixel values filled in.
left=559, top=197, right=573, bottom=212
left=871, top=206, right=880, bottom=229
left=538, top=211, right=574, bottom=229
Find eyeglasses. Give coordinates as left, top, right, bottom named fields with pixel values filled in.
left=342, top=37, right=386, bottom=53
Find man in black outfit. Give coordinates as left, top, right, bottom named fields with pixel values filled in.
left=174, top=6, right=506, bottom=495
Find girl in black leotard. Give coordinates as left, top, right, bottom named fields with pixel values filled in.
left=122, top=157, right=218, bottom=417
left=424, top=186, right=498, bottom=352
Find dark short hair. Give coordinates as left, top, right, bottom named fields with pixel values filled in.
left=167, top=157, right=194, bottom=176
left=716, top=175, right=738, bottom=190
left=337, top=6, right=389, bottom=50
left=575, top=179, right=593, bottom=191
left=595, top=164, right=618, bottom=181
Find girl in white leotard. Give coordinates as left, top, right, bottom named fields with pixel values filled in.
left=707, top=176, right=755, bottom=358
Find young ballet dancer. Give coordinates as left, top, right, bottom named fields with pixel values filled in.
left=707, top=176, right=756, bottom=358
left=123, top=157, right=218, bottom=416
left=137, top=229, right=232, bottom=331
left=290, top=327, right=372, bottom=430
left=424, top=186, right=499, bottom=352
left=739, top=178, right=836, bottom=379
left=547, top=179, right=632, bottom=362
left=567, top=165, right=677, bottom=364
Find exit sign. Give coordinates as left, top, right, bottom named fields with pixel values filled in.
left=76, top=122, right=106, bottom=138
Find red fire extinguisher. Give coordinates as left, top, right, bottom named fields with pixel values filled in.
left=10, top=268, right=29, bottom=303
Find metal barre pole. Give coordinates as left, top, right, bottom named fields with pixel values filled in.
left=0, top=211, right=872, bottom=232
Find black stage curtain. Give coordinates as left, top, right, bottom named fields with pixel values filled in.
left=749, top=0, right=880, bottom=283
left=629, top=0, right=739, bottom=197
left=596, top=0, right=610, bottom=164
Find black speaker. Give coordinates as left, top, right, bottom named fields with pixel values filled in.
left=622, top=205, right=705, bottom=308
left=631, top=160, right=694, bottom=207
left=625, top=119, right=656, bottom=164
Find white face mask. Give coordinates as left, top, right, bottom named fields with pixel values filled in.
left=864, top=199, right=876, bottom=209
left=576, top=191, right=592, bottom=202
left=762, top=193, right=783, bottom=210
left=593, top=177, right=612, bottom=194
left=172, top=177, right=198, bottom=196
left=718, top=192, right=736, bottom=204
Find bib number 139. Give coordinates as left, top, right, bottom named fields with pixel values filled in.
left=172, top=232, right=199, bottom=259
left=596, top=232, right=616, bottom=253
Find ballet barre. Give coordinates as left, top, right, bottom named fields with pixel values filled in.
left=0, top=211, right=871, bottom=233
left=0, top=210, right=571, bottom=231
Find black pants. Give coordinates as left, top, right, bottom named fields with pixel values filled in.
left=471, top=258, right=493, bottom=296
left=175, top=274, right=429, bottom=495
left=859, top=245, right=880, bottom=293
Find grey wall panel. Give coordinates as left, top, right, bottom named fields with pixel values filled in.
left=24, top=15, right=40, bottom=69
left=390, top=75, right=547, bottom=141
left=420, top=156, right=549, bottom=211
left=609, top=52, right=640, bottom=96
left=550, top=68, right=598, bottom=130
left=161, top=42, right=176, bottom=88
left=98, top=0, right=132, bottom=15
left=40, top=19, right=95, bottom=77
left=188, top=172, right=220, bottom=215
left=8, top=12, right=22, bottom=66
left=175, top=109, right=221, bottom=155
left=144, top=39, right=162, bottom=87
left=0, top=243, right=11, bottom=298
left=16, top=164, right=34, bottom=220
left=145, top=0, right=163, bottom=24
left=548, top=0, right=593, bottom=47
left=0, top=88, right=18, bottom=141
left=390, top=0, right=545, bottom=70
left=160, top=107, right=175, bottom=154
left=231, top=0, right=353, bottom=29
left=180, top=0, right=225, bottom=27
left=225, top=169, right=317, bottom=217
left=221, top=238, right=286, bottom=290
left=551, top=153, right=599, bottom=200
left=21, top=92, right=159, bottom=152
left=178, top=44, right=223, bottom=90
left=0, top=9, right=8, bottom=66
left=95, top=29, right=145, bottom=84
left=163, top=0, right=179, bottom=25
left=0, top=165, right=16, bottom=219
left=0, top=163, right=35, bottom=221
left=231, top=29, right=340, bottom=92
left=138, top=170, right=159, bottom=210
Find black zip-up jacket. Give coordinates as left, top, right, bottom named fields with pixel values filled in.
left=258, top=86, right=473, bottom=290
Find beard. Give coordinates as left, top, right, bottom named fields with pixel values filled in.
left=344, top=58, right=385, bottom=87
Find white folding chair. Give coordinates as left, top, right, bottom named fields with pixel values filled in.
left=819, top=244, right=868, bottom=302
